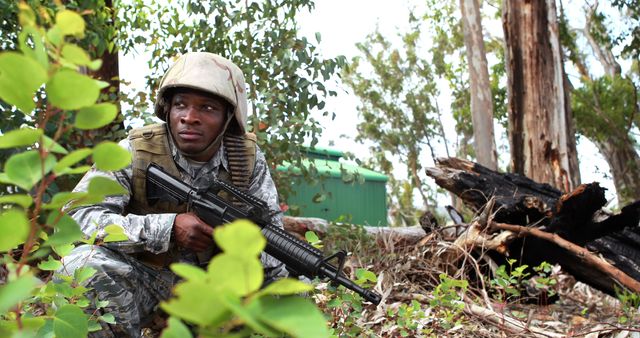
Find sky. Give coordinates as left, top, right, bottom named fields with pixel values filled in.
left=295, top=0, right=417, bottom=153
left=120, top=0, right=619, bottom=206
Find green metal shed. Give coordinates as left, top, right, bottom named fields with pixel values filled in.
left=277, top=147, right=389, bottom=226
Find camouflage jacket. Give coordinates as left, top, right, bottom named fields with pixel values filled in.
left=68, top=130, right=285, bottom=274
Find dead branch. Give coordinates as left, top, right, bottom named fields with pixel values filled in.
left=490, top=221, right=640, bottom=293
left=426, top=157, right=640, bottom=296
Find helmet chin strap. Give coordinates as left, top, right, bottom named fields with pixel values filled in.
left=167, top=111, right=234, bottom=161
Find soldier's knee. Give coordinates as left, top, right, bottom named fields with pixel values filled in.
left=59, top=245, right=133, bottom=285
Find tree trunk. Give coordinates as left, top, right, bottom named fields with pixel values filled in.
left=593, top=138, right=640, bottom=205
left=562, top=71, right=582, bottom=188
left=85, top=0, right=124, bottom=145
left=578, top=2, right=640, bottom=204
left=502, top=0, right=578, bottom=192
left=460, top=0, right=498, bottom=170
left=92, top=0, right=120, bottom=105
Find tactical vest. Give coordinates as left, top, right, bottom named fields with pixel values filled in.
left=127, top=123, right=257, bottom=267
left=127, top=123, right=257, bottom=215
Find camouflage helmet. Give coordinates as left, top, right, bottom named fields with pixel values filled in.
left=154, top=52, right=248, bottom=134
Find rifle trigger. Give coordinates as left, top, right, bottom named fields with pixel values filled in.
left=186, top=189, right=199, bottom=213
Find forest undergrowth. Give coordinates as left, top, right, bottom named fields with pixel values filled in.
left=316, top=223, right=640, bottom=338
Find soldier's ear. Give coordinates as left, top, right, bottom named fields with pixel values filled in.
left=161, top=89, right=176, bottom=119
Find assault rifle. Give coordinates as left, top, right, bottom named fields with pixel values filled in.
left=146, top=163, right=382, bottom=305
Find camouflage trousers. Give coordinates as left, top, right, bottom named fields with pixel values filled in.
left=58, top=245, right=176, bottom=338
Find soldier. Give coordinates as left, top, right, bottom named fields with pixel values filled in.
left=59, top=52, right=287, bottom=337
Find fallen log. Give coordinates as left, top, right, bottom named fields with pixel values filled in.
left=426, top=157, right=640, bottom=296
left=425, top=157, right=561, bottom=225
left=282, top=216, right=427, bottom=245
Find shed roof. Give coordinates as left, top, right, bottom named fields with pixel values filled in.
left=303, top=147, right=343, bottom=161
left=277, top=158, right=388, bottom=182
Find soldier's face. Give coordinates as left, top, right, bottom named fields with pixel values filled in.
left=168, top=90, right=228, bottom=161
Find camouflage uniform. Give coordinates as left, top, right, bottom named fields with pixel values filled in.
left=58, top=53, right=287, bottom=338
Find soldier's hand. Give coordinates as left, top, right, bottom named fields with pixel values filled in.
left=173, top=213, right=214, bottom=252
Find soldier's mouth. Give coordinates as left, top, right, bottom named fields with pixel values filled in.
left=178, top=130, right=203, bottom=141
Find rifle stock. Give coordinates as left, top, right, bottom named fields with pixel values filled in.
left=146, top=163, right=382, bottom=305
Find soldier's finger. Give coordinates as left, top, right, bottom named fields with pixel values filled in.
left=192, top=239, right=212, bottom=252
left=196, top=223, right=214, bottom=237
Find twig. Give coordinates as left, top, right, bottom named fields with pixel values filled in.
left=463, top=296, right=566, bottom=338
left=436, top=241, right=494, bottom=311
left=396, top=292, right=565, bottom=337
left=573, top=323, right=640, bottom=337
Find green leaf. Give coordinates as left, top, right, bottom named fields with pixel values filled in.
left=0, top=128, right=42, bottom=149
left=207, top=254, right=263, bottom=296
left=0, top=194, right=33, bottom=208
left=75, top=103, right=118, bottom=130
left=0, top=209, right=30, bottom=252
left=51, top=282, right=74, bottom=298
left=19, top=26, right=48, bottom=69
left=56, top=10, right=85, bottom=37
left=36, top=318, right=54, bottom=337
left=53, top=304, right=88, bottom=338
left=0, top=274, right=38, bottom=314
left=38, top=256, right=63, bottom=271
left=87, top=176, right=127, bottom=196
left=0, top=52, right=47, bottom=112
left=0, top=317, right=46, bottom=334
left=45, top=211, right=83, bottom=247
left=61, top=44, right=92, bottom=67
left=355, top=268, right=377, bottom=283
left=161, top=280, right=230, bottom=326
left=54, top=148, right=92, bottom=175
left=88, top=59, right=102, bottom=71
left=88, top=320, right=101, bottom=332
left=47, top=26, right=63, bottom=47
left=170, top=263, right=206, bottom=282
left=159, top=317, right=193, bottom=338
left=5, top=150, right=56, bottom=191
left=219, top=292, right=278, bottom=337
left=73, top=267, right=96, bottom=285
left=95, top=79, right=109, bottom=89
left=93, top=142, right=131, bottom=171
left=257, top=278, right=313, bottom=297
left=42, top=135, right=68, bottom=154
left=82, top=231, right=98, bottom=245
left=252, top=296, right=330, bottom=338
left=17, top=3, right=36, bottom=27
left=52, top=244, right=75, bottom=257
left=76, top=297, right=90, bottom=308
left=103, top=224, right=128, bottom=242
left=305, top=231, right=320, bottom=244
left=47, top=70, right=100, bottom=110
left=214, top=220, right=265, bottom=257
left=43, top=191, right=89, bottom=210
left=99, top=313, right=116, bottom=324
left=59, top=165, right=91, bottom=175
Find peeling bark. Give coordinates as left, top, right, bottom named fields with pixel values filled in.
left=502, top=0, right=578, bottom=192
